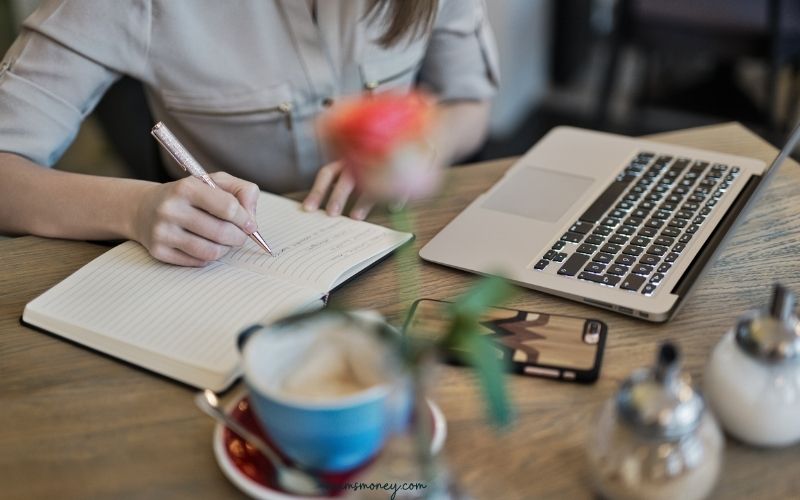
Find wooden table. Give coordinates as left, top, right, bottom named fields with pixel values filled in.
left=2, top=123, right=799, bottom=499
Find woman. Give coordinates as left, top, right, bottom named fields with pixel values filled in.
left=0, top=0, right=498, bottom=266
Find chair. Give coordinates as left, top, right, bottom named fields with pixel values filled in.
left=596, top=0, right=800, bottom=133
left=93, top=77, right=169, bottom=182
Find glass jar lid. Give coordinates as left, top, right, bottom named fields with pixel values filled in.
left=616, top=343, right=705, bottom=440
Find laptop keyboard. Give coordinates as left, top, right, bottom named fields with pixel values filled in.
left=533, top=152, right=741, bottom=296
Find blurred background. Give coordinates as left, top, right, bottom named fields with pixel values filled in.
left=2, top=0, right=799, bottom=180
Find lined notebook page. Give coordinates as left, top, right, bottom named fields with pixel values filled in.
left=26, top=242, right=319, bottom=379
left=222, top=192, right=411, bottom=292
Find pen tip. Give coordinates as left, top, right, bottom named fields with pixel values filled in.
left=249, top=231, right=274, bottom=256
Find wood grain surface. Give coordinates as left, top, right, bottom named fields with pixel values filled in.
left=2, top=123, right=799, bottom=499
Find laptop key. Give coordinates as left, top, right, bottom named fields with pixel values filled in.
left=659, top=202, right=678, bottom=211
left=655, top=236, right=675, bottom=246
left=622, top=245, right=645, bottom=256
left=658, top=263, right=672, bottom=273
left=534, top=259, right=549, bottom=270
left=617, top=225, right=637, bottom=236
left=585, top=262, right=607, bottom=274
left=607, top=264, right=629, bottom=275
left=631, top=209, right=649, bottom=218
left=578, top=272, right=601, bottom=283
left=616, top=201, right=635, bottom=211
left=682, top=202, right=700, bottom=212
left=638, top=201, right=657, bottom=211
left=624, top=217, right=643, bottom=226
left=640, top=254, right=660, bottom=266
left=601, top=243, right=622, bottom=254
left=664, top=252, right=680, bottom=263
left=675, top=210, right=693, bottom=219
left=561, top=232, right=583, bottom=243
left=543, top=250, right=558, bottom=260
left=558, top=253, right=590, bottom=276
left=585, top=235, right=605, bottom=246
left=578, top=272, right=621, bottom=287
left=652, top=210, right=672, bottom=220
left=638, top=227, right=658, bottom=238
left=579, top=177, right=635, bottom=223
left=570, top=221, right=594, bottom=234
left=686, top=224, right=700, bottom=234
left=610, top=209, right=627, bottom=219
left=552, top=241, right=566, bottom=250
left=631, top=236, right=651, bottom=247
left=624, top=193, right=641, bottom=202
left=693, top=216, right=706, bottom=225
left=576, top=244, right=598, bottom=254
left=621, top=274, right=646, bottom=291
left=642, top=283, right=658, bottom=296
left=668, top=219, right=688, bottom=228
left=601, top=217, right=621, bottom=227
left=673, top=243, right=686, bottom=253
left=650, top=273, right=665, bottom=283
left=680, top=233, right=695, bottom=244
left=645, top=219, right=665, bottom=229
left=633, top=264, right=653, bottom=275
left=647, top=245, right=668, bottom=257
left=661, top=227, right=681, bottom=238
left=593, top=252, right=614, bottom=264
left=554, top=252, right=568, bottom=262
left=609, top=234, right=629, bottom=245
left=593, top=226, right=613, bottom=236
left=615, top=254, right=637, bottom=266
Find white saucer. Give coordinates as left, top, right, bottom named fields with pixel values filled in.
left=212, top=394, right=447, bottom=500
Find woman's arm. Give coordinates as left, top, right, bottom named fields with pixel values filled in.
left=0, top=152, right=261, bottom=266
left=431, top=99, right=491, bottom=166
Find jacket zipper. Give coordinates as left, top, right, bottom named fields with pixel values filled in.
left=166, top=100, right=294, bottom=130
left=364, top=64, right=419, bottom=93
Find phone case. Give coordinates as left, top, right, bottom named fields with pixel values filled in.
left=403, top=299, right=607, bottom=383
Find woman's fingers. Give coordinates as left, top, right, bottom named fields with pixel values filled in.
left=154, top=225, right=232, bottom=264
left=303, top=161, right=342, bottom=212
left=170, top=203, right=248, bottom=247
left=209, top=172, right=261, bottom=218
left=349, top=193, right=376, bottom=220
left=326, top=171, right=356, bottom=216
left=178, top=177, right=257, bottom=234
left=148, top=244, right=210, bottom=267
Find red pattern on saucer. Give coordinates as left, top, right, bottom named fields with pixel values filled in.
left=213, top=394, right=445, bottom=499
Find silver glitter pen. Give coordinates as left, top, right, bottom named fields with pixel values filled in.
left=151, top=122, right=273, bottom=255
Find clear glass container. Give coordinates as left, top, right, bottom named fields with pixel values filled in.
left=587, top=343, right=723, bottom=500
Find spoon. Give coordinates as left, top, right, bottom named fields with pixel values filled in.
left=194, top=389, right=327, bottom=496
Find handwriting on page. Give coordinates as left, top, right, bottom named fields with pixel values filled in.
left=222, top=193, right=405, bottom=289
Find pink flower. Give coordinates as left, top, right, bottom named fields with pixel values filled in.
left=319, top=92, right=441, bottom=201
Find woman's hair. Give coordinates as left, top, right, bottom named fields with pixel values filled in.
left=367, top=0, right=439, bottom=47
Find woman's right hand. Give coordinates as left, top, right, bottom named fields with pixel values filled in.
left=132, top=172, right=261, bottom=266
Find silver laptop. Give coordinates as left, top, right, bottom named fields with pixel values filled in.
left=420, top=125, right=800, bottom=322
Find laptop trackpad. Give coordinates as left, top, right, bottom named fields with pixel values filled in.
left=482, top=167, right=595, bottom=223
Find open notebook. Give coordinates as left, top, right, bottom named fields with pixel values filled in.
left=23, top=192, right=412, bottom=391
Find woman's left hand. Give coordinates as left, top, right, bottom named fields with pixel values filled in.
left=301, top=161, right=376, bottom=220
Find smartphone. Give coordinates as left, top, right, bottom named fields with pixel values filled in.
left=403, top=299, right=607, bottom=383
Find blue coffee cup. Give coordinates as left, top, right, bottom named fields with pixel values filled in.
left=237, top=311, right=411, bottom=472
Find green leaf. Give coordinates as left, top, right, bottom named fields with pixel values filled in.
left=453, top=329, right=513, bottom=426
left=441, top=276, right=515, bottom=427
